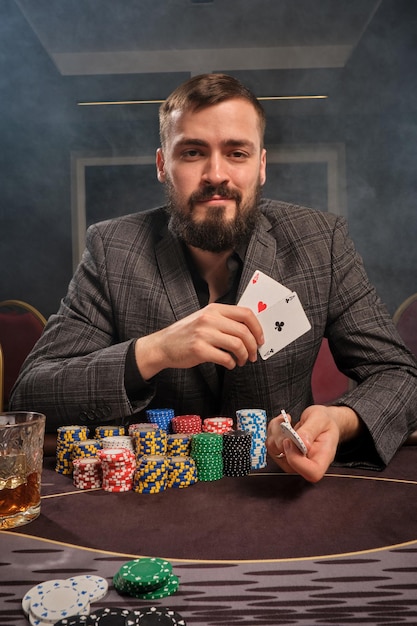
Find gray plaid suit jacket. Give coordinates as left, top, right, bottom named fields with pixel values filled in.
left=10, top=200, right=417, bottom=468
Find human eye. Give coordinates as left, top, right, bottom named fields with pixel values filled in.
left=180, top=148, right=203, bottom=160
left=228, top=149, right=250, bottom=161
left=230, top=150, right=248, bottom=159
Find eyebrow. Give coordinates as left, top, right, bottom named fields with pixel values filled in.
left=175, top=138, right=257, bottom=150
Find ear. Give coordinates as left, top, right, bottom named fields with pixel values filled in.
left=259, top=148, right=267, bottom=186
left=156, top=148, right=166, bottom=182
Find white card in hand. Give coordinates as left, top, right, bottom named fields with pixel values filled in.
left=257, top=292, right=311, bottom=360
left=238, top=270, right=292, bottom=314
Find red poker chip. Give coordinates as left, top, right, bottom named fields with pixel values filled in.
left=102, top=484, right=132, bottom=492
left=171, top=415, right=202, bottom=434
left=72, top=468, right=100, bottom=476
left=99, top=448, right=134, bottom=461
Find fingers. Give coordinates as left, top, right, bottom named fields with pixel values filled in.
left=267, top=407, right=341, bottom=483
left=224, top=305, right=265, bottom=349
left=191, top=304, right=264, bottom=367
left=206, top=307, right=263, bottom=366
left=266, top=414, right=288, bottom=458
left=138, top=303, right=264, bottom=376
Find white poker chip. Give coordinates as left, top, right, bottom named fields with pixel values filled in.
left=29, top=607, right=90, bottom=626
left=29, top=611, right=56, bottom=626
left=22, top=580, right=67, bottom=617
left=67, top=574, right=108, bottom=603
left=280, top=421, right=308, bottom=455
left=29, top=581, right=90, bottom=623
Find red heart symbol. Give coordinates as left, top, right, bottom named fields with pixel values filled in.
left=258, top=301, right=267, bottom=312
left=252, top=273, right=259, bottom=284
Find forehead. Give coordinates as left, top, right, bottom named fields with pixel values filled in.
left=166, top=98, right=263, bottom=148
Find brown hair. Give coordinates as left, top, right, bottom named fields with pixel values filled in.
left=159, top=73, right=266, bottom=148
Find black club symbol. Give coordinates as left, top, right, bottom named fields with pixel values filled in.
left=275, top=321, right=284, bottom=332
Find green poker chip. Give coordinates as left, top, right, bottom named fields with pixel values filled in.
left=131, top=573, right=180, bottom=599
left=114, top=557, right=172, bottom=593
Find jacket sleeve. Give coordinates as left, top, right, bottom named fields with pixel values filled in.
left=9, top=224, right=156, bottom=432
left=324, top=217, right=417, bottom=467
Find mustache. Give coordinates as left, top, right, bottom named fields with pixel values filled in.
left=189, top=184, right=242, bottom=204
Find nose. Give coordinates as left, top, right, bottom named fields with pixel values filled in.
left=201, top=152, right=230, bottom=186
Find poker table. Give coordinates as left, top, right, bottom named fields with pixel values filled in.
left=2, top=445, right=417, bottom=626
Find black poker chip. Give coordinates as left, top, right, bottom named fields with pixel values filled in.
left=87, top=607, right=138, bottom=625
left=135, top=606, right=187, bottom=625
left=54, top=617, right=91, bottom=626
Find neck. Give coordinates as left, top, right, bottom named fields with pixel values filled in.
left=187, top=246, right=233, bottom=303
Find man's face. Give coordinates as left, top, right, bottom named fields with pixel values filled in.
left=156, top=98, right=267, bottom=252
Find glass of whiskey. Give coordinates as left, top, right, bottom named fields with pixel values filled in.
left=0, top=412, right=45, bottom=529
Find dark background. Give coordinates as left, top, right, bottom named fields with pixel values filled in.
left=0, top=0, right=416, bottom=318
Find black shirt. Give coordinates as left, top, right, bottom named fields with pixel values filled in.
left=124, top=246, right=244, bottom=401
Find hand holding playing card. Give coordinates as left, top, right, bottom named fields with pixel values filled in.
left=238, top=271, right=311, bottom=359
left=135, top=302, right=264, bottom=380
left=266, top=405, right=349, bottom=483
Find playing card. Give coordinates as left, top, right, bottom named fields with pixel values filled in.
left=238, top=270, right=292, bottom=314
left=257, top=292, right=311, bottom=360
left=280, top=422, right=308, bottom=455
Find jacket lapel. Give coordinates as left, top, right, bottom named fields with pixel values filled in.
left=155, top=227, right=221, bottom=398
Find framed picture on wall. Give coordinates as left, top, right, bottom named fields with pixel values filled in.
left=71, top=143, right=346, bottom=269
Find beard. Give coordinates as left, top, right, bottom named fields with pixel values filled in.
left=165, top=179, right=263, bottom=253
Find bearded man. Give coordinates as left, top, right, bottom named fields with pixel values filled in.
left=10, top=73, right=417, bottom=482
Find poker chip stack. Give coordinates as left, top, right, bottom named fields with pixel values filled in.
left=72, top=457, right=102, bottom=489
left=171, top=414, right=202, bottom=434
left=101, top=435, right=135, bottom=452
left=202, top=416, right=234, bottom=434
left=55, top=425, right=89, bottom=475
left=113, top=557, right=180, bottom=600
left=128, top=422, right=157, bottom=435
left=132, top=427, right=168, bottom=458
left=133, top=455, right=169, bottom=493
left=236, top=408, right=267, bottom=469
left=222, top=430, right=253, bottom=477
left=22, top=574, right=108, bottom=624
left=202, top=417, right=233, bottom=435
left=23, top=572, right=186, bottom=624
left=167, top=456, right=198, bottom=488
left=71, top=438, right=102, bottom=461
left=87, top=607, right=187, bottom=625
left=190, top=432, right=223, bottom=481
left=98, top=447, right=136, bottom=492
left=166, top=433, right=191, bottom=456
left=146, top=408, right=175, bottom=432
left=95, top=425, right=126, bottom=439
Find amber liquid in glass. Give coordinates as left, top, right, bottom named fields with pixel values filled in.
left=0, top=471, right=40, bottom=516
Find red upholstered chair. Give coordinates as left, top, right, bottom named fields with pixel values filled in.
left=311, top=338, right=351, bottom=404
left=393, top=293, right=417, bottom=358
left=0, top=299, right=47, bottom=411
